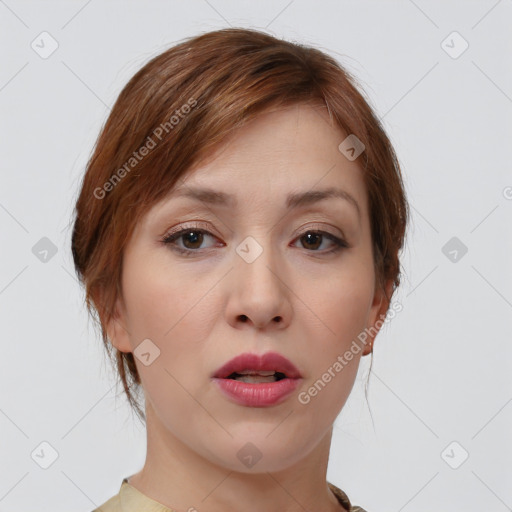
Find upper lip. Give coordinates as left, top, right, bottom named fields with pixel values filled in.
left=212, top=351, right=302, bottom=379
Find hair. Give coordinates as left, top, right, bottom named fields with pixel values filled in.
left=71, top=27, right=409, bottom=424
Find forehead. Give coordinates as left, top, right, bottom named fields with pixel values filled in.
left=190, top=103, right=345, bottom=168
left=165, top=104, right=368, bottom=216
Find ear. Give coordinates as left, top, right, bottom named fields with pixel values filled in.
left=362, top=279, right=394, bottom=356
left=105, top=297, right=132, bottom=354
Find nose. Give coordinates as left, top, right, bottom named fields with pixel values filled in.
left=224, top=238, right=292, bottom=331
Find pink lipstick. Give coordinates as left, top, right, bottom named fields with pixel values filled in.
left=211, top=352, right=302, bottom=407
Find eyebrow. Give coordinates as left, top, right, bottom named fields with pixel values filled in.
left=169, top=186, right=361, bottom=219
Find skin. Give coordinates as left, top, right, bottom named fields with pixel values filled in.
left=107, top=103, right=392, bottom=512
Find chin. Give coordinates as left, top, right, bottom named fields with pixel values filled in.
left=203, top=433, right=313, bottom=474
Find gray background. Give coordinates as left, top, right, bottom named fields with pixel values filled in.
left=1, top=1, right=511, bottom=511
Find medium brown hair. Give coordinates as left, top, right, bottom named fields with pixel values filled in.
left=72, top=27, right=408, bottom=423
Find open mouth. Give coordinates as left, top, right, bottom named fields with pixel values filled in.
left=212, top=353, right=302, bottom=406
left=226, top=371, right=287, bottom=383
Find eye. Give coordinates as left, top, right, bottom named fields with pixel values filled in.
left=161, top=223, right=349, bottom=257
left=292, top=229, right=348, bottom=253
left=162, top=223, right=221, bottom=256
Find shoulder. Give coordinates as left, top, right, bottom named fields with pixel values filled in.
left=327, top=481, right=369, bottom=512
left=90, top=490, right=121, bottom=512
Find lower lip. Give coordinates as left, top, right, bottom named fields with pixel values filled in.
left=212, top=377, right=302, bottom=407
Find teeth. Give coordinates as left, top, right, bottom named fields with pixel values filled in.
left=233, top=375, right=278, bottom=383
left=237, top=370, right=276, bottom=376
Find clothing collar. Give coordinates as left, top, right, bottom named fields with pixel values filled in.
left=120, top=477, right=353, bottom=511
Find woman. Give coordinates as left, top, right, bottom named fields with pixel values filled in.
left=72, top=27, right=408, bottom=512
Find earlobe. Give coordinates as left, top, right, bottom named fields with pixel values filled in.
left=362, top=280, right=393, bottom=356
left=105, top=299, right=132, bottom=354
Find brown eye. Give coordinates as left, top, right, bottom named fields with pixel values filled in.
left=162, top=227, right=219, bottom=256
left=162, top=225, right=348, bottom=257
left=300, top=232, right=322, bottom=250
left=294, top=230, right=348, bottom=253
left=180, top=230, right=205, bottom=250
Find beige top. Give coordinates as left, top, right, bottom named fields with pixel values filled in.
left=91, top=478, right=368, bottom=512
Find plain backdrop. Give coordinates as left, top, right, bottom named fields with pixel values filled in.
left=1, top=1, right=511, bottom=511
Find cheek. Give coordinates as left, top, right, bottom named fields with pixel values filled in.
left=298, top=258, right=374, bottom=402
left=121, top=250, right=208, bottom=340
left=120, top=251, right=220, bottom=388
left=309, top=261, right=375, bottom=341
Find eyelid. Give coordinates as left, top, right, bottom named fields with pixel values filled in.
left=164, top=219, right=346, bottom=240
left=163, top=220, right=346, bottom=240
left=295, top=222, right=346, bottom=240
left=161, top=220, right=350, bottom=256
left=162, top=220, right=218, bottom=238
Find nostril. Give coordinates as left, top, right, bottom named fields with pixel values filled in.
left=238, top=315, right=282, bottom=323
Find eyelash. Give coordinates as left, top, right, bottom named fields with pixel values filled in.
left=161, top=222, right=349, bottom=257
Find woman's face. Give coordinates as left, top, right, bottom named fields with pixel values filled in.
left=109, top=103, right=389, bottom=473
